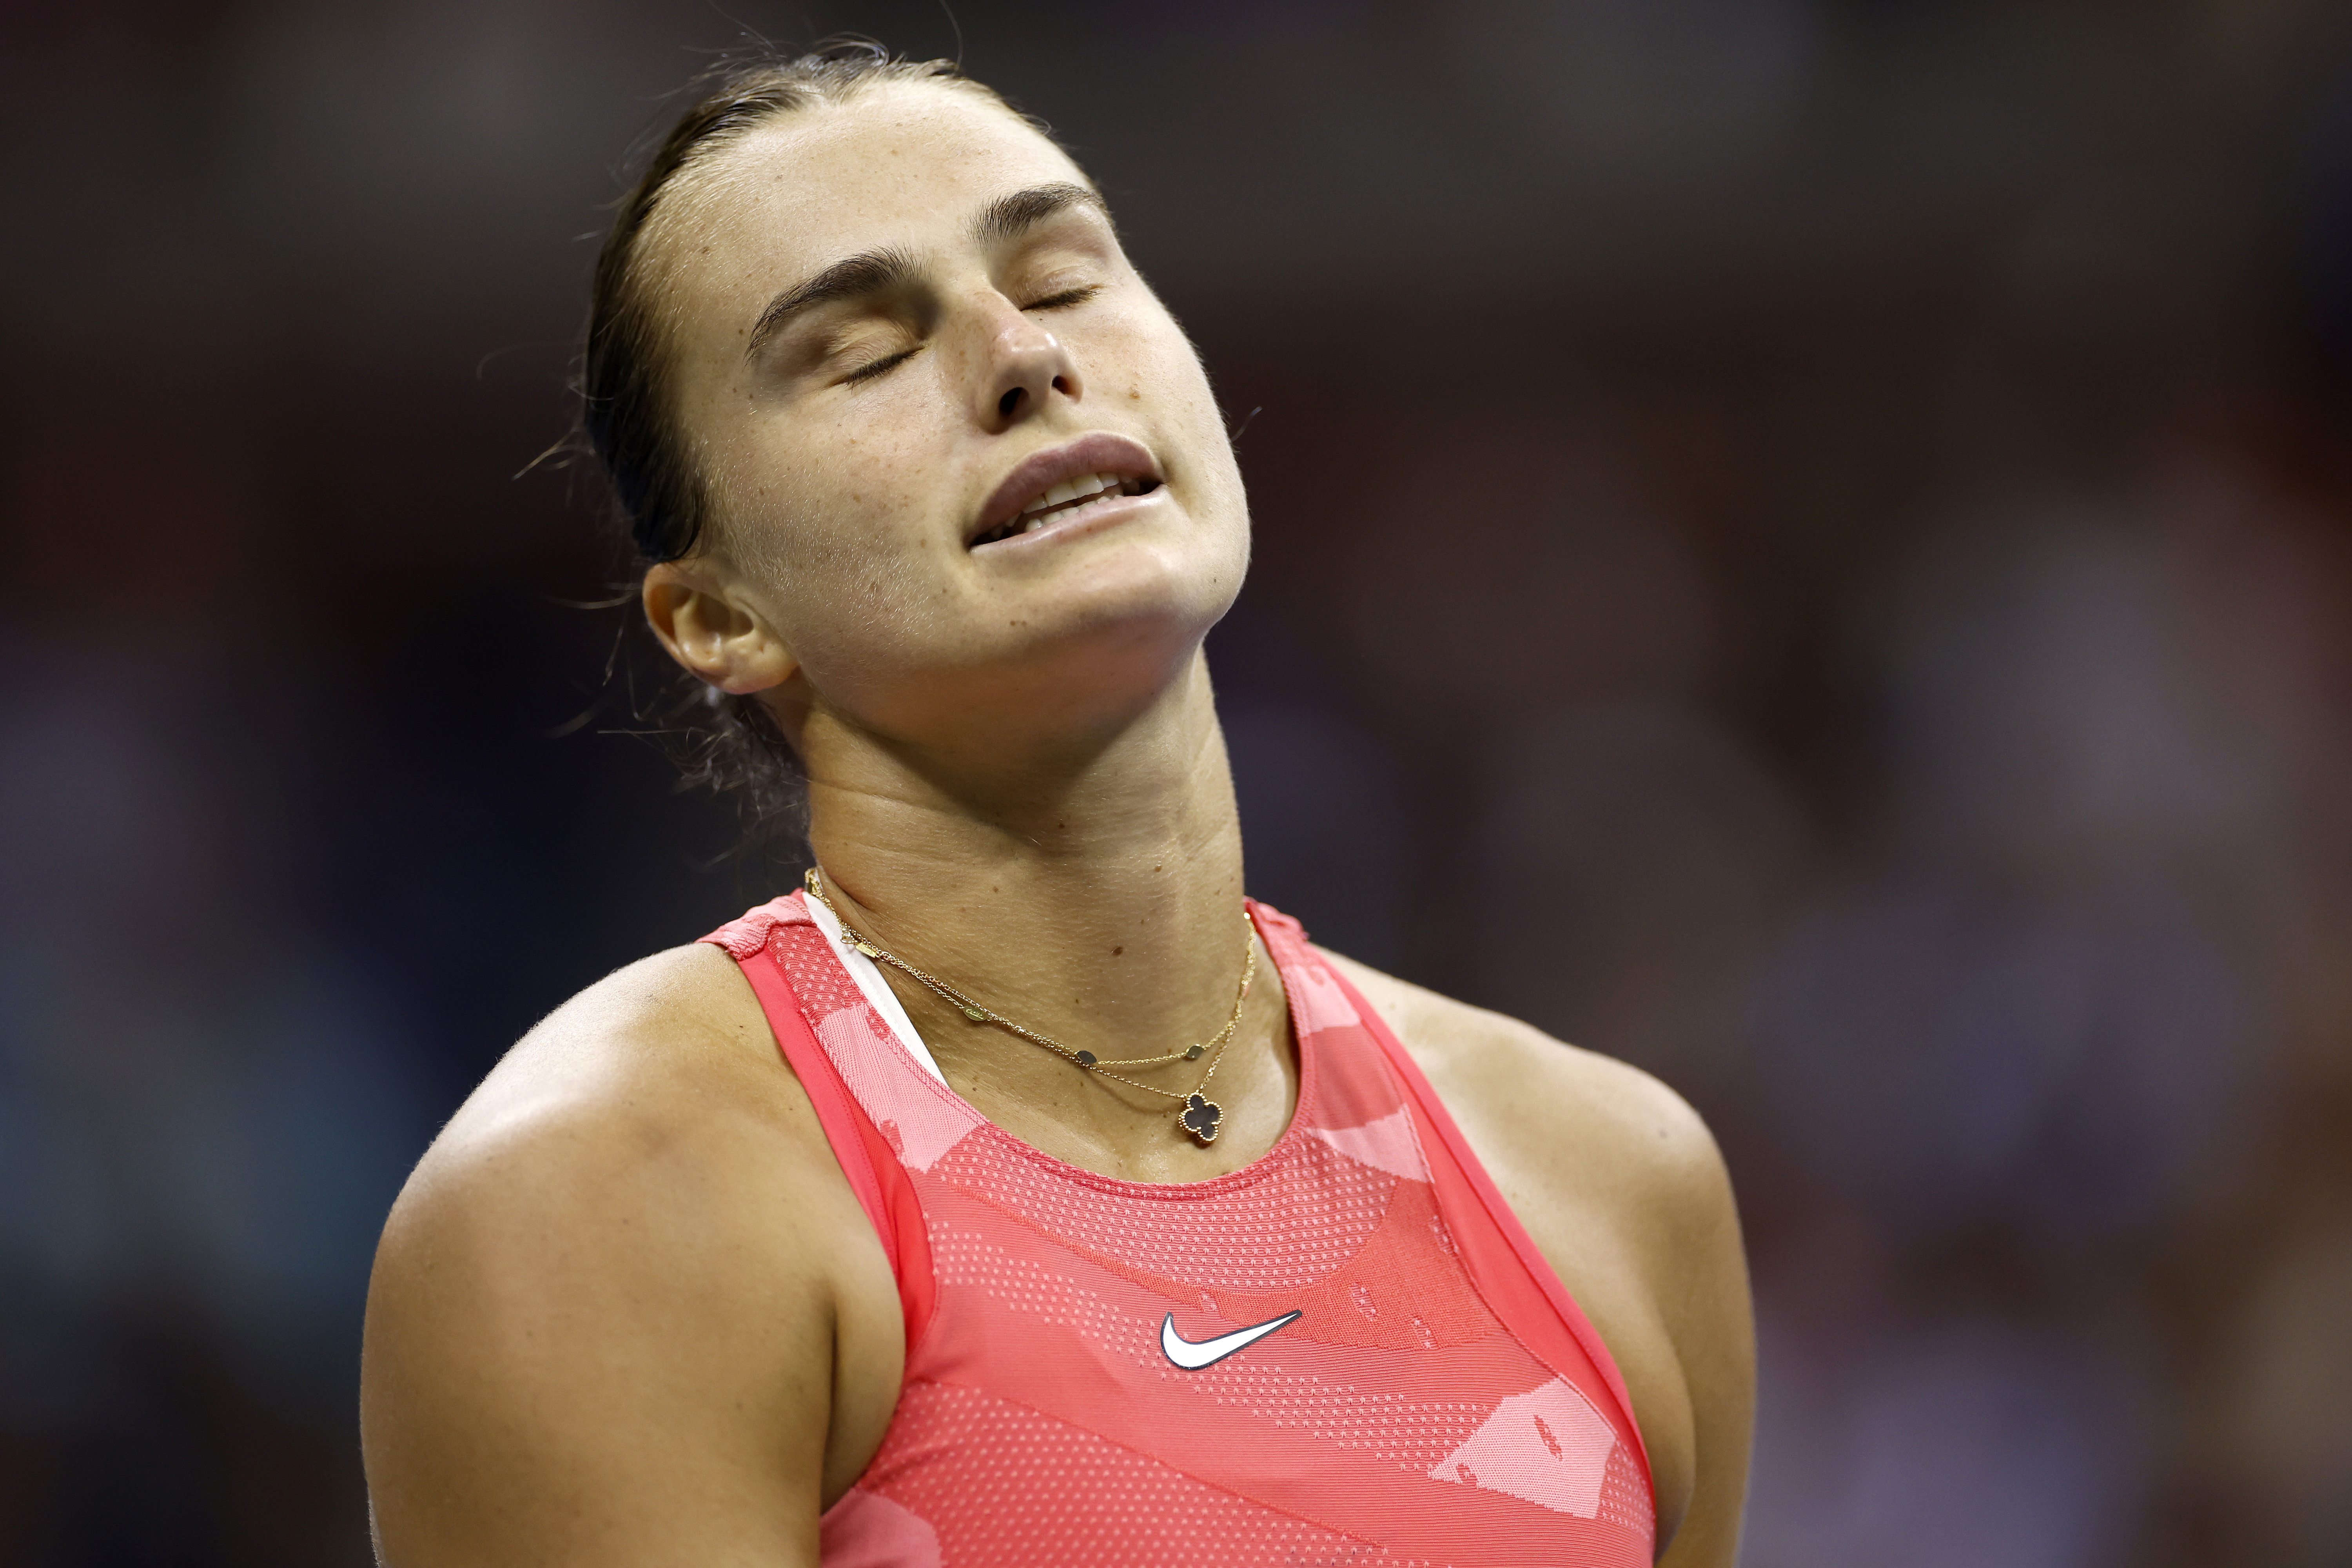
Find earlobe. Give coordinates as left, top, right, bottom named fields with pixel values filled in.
left=641, top=564, right=798, bottom=694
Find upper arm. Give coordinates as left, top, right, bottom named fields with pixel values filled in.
left=1506, top=1051, right=1753, bottom=1568
left=359, top=953, right=891, bottom=1568
left=1636, top=1083, right=1753, bottom=1568
left=1476, top=1053, right=1755, bottom=1568
left=1323, top=953, right=1753, bottom=1567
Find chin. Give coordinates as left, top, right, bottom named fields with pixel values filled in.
left=853, top=555, right=1239, bottom=747
left=1099, top=511, right=1245, bottom=612
left=1029, top=529, right=1237, bottom=635
left=990, top=567, right=1231, bottom=715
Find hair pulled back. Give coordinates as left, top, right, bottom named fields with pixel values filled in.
left=583, top=43, right=1014, bottom=564
left=576, top=44, right=1027, bottom=825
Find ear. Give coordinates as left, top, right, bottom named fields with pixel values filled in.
left=641, top=561, right=798, bottom=694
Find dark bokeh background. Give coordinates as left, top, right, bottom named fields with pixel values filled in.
left=6, top=2, right=2352, bottom=1563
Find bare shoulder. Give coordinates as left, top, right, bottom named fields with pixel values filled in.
left=1320, top=950, right=1727, bottom=1218
left=407, top=941, right=797, bottom=1194
left=378, top=943, right=826, bottom=1297
left=361, top=944, right=891, bottom=1567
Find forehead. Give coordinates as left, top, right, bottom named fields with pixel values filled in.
left=659, top=82, right=1088, bottom=292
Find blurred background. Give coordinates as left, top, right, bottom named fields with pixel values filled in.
left=4, top=0, right=2350, bottom=1563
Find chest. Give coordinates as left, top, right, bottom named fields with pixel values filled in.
left=744, top=906, right=1668, bottom=1562
left=825, top=1123, right=1657, bottom=1567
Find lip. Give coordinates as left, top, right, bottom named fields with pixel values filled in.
left=971, top=484, right=1166, bottom=557
left=969, top=431, right=1164, bottom=550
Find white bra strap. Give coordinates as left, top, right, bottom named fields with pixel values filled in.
left=798, top=889, right=951, bottom=1086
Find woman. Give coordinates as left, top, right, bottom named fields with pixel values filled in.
left=360, top=47, right=1753, bottom=1567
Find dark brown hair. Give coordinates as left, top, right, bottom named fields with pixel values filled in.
left=578, top=44, right=1030, bottom=823
left=584, top=43, right=1019, bottom=564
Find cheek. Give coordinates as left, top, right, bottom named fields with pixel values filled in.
left=697, top=439, right=953, bottom=682
left=718, top=403, right=936, bottom=577
left=1136, top=336, right=1246, bottom=525
left=1117, top=310, right=1213, bottom=414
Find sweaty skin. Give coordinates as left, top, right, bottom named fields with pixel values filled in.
left=359, top=80, right=1753, bottom=1568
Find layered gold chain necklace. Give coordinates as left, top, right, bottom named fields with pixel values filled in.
left=802, top=867, right=1254, bottom=1145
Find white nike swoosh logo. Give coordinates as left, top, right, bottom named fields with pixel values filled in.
left=1160, top=1310, right=1302, bottom=1369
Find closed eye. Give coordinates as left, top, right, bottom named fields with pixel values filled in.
left=840, top=284, right=1095, bottom=384
left=843, top=346, right=921, bottom=385
left=1024, top=284, right=1102, bottom=311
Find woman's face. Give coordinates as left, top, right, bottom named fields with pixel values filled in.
left=646, top=81, right=1250, bottom=750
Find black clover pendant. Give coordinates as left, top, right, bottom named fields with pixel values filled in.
left=1180, top=1093, right=1223, bottom=1143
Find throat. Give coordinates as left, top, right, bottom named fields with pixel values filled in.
left=795, top=660, right=1260, bottom=1142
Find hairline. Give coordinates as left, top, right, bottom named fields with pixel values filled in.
left=628, top=74, right=1061, bottom=319
left=624, top=80, right=1088, bottom=561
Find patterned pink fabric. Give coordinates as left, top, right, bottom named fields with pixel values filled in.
left=704, top=894, right=1654, bottom=1566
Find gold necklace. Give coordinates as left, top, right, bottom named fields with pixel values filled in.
left=802, top=867, right=1255, bottom=1145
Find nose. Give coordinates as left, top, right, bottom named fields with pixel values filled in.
left=973, top=296, right=1082, bottom=430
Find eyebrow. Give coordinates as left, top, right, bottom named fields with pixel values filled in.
left=742, top=182, right=1109, bottom=361
left=743, top=245, right=920, bottom=361
left=972, top=181, right=1107, bottom=244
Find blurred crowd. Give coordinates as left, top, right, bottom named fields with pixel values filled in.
left=3, top=1, right=2349, bottom=1563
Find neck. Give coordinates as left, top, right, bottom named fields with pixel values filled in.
left=792, top=652, right=1283, bottom=1173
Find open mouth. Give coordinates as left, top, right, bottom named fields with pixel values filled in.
left=969, top=471, right=1162, bottom=548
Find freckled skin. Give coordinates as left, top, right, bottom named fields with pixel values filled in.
left=647, top=87, right=1250, bottom=757
left=360, top=79, right=1751, bottom=1568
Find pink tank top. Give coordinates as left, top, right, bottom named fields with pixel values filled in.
left=703, top=893, right=1655, bottom=1567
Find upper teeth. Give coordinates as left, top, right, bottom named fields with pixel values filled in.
left=1021, top=471, right=1119, bottom=521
